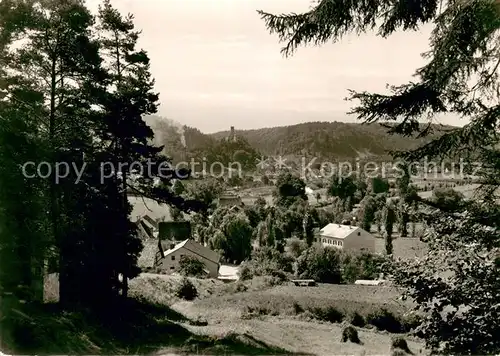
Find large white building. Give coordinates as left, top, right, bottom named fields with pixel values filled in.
left=316, top=223, right=375, bottom=253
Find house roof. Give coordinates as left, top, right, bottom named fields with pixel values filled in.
left=161, top=239, right=220, bottom=264
left=129, top=196, right=172, bottom=223
left=137, top=220, right=154, bottom=239
left=141, top=217, right=156, bottom=231
left=129, top=195, right=191, bottom=223
left=137, top=239, right=159, bottom=268
left=319, top=223, right=366, bottom=239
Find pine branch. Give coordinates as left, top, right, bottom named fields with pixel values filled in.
left=392, top=104, right=500, bottom=161
left=347, top=82, right=447, bottom=136
left=257, top=0, right=438, bottom=57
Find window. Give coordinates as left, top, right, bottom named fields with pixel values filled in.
left=180, top=254, right=184, bottom=258
left=340, top=241, right=343, bottom=246
left=357, top=232, right=361, bottom=236
left=170, top=266, right=175, bottom=269
left=171, top=255, right=175, bottom=261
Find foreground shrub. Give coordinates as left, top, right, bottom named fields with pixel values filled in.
left=238, top=264, right=253, bottom=281
left=292, top=302, right=304, bottom=315
left=234, top=281, right=248, bottom=292
left=348, top=311, right=366, bottom=327
left=241, top=304, right=278, bottom=319
left=341, top=325, right=360, bottom=344
left=391, top=336, right=412, bottom=354
left=401, top=312, right=422, bottom=333
left=178, top=256, right=207, bottom=278
left=366, top=308, right=402, bottom=333
left=189, top=317, right=208, bottom=326
left=309, top=306, right=344, bottom=323
left=391, top=349, right=409, bottom=356
left=175, top=278, right=198, bottom=301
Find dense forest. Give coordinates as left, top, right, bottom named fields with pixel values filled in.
left=151, top=117, right=455, bottom=161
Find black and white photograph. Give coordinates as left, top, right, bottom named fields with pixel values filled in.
left=1, top=0, right=499, bottom=355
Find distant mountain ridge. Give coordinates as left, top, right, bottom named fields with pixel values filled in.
left=146, top=115, right=455, bottom=162
left=210, top=121, right=454, bottom=159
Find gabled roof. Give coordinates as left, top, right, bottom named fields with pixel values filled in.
left=319, top=223, right=367, bottom=239
left=141, top=217, right=156, bottom=231
left=138, top=239, right=159, bottom=268
left=129, top=196, right=172, bottom=223
left=161, top=239, right=220, bottom=264
left=161, top=239, right=189, bottom=255
left=129, top=195, right=191, bottom=223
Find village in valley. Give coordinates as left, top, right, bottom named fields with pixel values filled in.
left=1, top=0, right=499, bottom=355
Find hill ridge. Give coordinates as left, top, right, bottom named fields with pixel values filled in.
left=146, top=115, right=455, bottom=162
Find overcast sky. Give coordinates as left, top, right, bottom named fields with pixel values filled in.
left=87, top=0, right=462, bottom=133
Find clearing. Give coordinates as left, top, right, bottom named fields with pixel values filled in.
left=128, top=274, right=427, bottom=355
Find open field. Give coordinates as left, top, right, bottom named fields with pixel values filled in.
left=417, top=183, right=479, bottom=199
left=183, top=283, right=411, bottom=320
left=167, top=282, right=425, bottom=355
left=374, top=236, right=428, bottom=259
left=239, top=186, right=275, bottom=205
left=38, top=269, right=429, bottom=355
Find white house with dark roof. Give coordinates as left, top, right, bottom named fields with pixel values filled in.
left=316, top=223, right=375, bottom=253
left=155, top=239, right=221, bottom=278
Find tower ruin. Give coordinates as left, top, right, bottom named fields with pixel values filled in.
left=230, top=126, right=236, bottom=142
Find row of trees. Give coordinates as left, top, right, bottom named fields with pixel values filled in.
left=0, top=0, right=201, bottom=315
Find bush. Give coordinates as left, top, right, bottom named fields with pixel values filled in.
left=366, top=308, right=402, bottom=333
left=238, top=263, right=253, bottom=281
left=391, top=336, right=411, bottom=354
left=292, top=302, right=304, bottom=315
left=189, top=317, right=208, bottom=326
left=175, top=278, right=198, bottom=301
left=296, top=246, right=343, bottom=284
left=241, top=305, right=275, bottom=319
left=286, top=237, right=308, bottom=258
left=391, top=349, right=408, bottom=356
left=178, top=255, right=206, bottom=277
left=348, top=311, right=365, bottom=327
left=238, top=247, right=294, bottom=281
left=341, top=325, right=360, bottom=344
left=310, top=306, right=344, bottom=323
left=234, top=281, right=248, bottom=293
left=401, top=312, right=422, bottom=333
